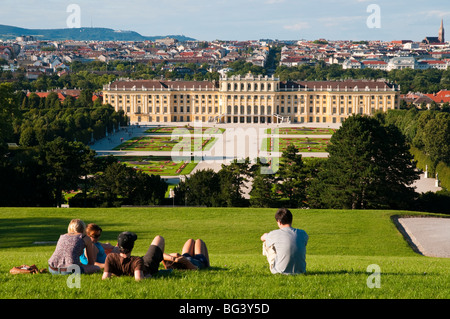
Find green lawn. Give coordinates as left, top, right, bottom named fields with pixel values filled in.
left=1, top=207, right=450, bottom=299
left=265, top=127, right=336, bottom=135
left=261, top=137, right=330, bottom=152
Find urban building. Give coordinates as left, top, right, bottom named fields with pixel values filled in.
left=423, top=19, right=445, bottom=44
left=103, top=73, right=400, bottom=124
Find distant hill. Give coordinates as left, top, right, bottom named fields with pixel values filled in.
left=0, top=24, right=195, bottom=42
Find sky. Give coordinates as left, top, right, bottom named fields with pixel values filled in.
left=1, top=0, right=449, bottom=41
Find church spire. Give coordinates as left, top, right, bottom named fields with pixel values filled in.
left=439, top=19, right=445, bottom=43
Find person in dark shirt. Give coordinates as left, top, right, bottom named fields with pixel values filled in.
left=102, top=231, right=183, bottom=281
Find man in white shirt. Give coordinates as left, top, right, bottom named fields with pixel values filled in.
left=260, top=208, right=309, bottom=274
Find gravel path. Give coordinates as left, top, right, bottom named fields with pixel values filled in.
left=397, top=217, right=450, bottom=258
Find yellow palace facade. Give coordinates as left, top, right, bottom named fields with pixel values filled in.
left=102, top=73, right=400, bottom=124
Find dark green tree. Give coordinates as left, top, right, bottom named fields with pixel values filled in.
left=40, top=137, right=96, bottom=207
left=174, top=169, right=221, bottom=207
left=277, top=144, right=308, bottom=208
left=0, top=83, right=18, bottom=156
left=94, top=161, right=135, bottom=207
left=217, top=158, right=252, bottom=207
left=422, top=114, right=450, bottom=168
left=128, top=172, right=167, bottom=206
left=308, top=115, right=419, bottom=210
left=249, top=158, right=280, bottom=208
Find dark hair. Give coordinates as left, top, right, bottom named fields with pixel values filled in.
left=275, top=208, right=293, bottom=225
left=86, top=223, right=102, bottom=238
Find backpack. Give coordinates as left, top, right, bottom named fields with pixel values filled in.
left=9, top=265, right=47, bottom=275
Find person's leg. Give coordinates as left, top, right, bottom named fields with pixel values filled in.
left=82, top=264, right=100, bottom=274
left=182, top=238, right=195, bottom=256
left=262, top=241, right=276, bottom=271
left=195, top=239, right=210, bottom=267
left=151, top=235, right=165, bottom=252
left=142, top=235, right=165, bottom=275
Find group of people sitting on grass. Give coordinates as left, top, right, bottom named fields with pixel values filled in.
left=47, top=208, right=308, bottom=280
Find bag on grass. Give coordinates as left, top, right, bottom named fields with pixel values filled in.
left=9, top=264, right=47, bottom=275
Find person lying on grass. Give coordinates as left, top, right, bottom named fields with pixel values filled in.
left=101, top=231, right=184, bottom=281
left=162, top=238, right=210, bottom=270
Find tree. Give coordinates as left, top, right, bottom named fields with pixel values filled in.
left=277, top=144, right=307, bottom=208
left=40, top=137, right=96, bottom=207
left=94, top=162, right=135, bottom=207
left=128, top=172, right=167, bottom=206
left=249, top=158, right=280, bottom=208
left=0, top=83, right=19, bottom=156
left=308, top=115, right=419, bottom=210
left=0, top=148, right=54, bottom=206
left=76, top=89, right=94, bottom=108
left=174, top=169, right=221, bottom=207
left=217, top=158, right=251, bottom=207
left=62, top=95, right=76, bottom=108
left=422, top=114, right=450, bottom=168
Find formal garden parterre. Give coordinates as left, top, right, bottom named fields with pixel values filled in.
left=113, top=135, right=218, bottom=152
left=116, top=156, right=197, bottom=176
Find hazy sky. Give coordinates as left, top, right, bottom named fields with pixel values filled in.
left=1, top=0, right=449, bottom=41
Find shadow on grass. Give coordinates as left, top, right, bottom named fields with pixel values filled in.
left=0, top=217, right=70, bottom=249
left=0, top=218, right=124, bottom=249
left=154, top=266, right=228, bottom=278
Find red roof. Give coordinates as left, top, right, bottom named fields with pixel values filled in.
left=424, top=90, right=450, bottom=103
left=423, top=60, right=446, bottom=64
left=27, top=92, right=66, bottom=101
left=362, top=60, right=387, bottom=65
left=27, top=90, right=100, bottom=102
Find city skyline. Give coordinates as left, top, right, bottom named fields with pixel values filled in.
left=1, top=0, right=449, bottom=42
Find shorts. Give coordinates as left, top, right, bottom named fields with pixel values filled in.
left=142, top=245, right=164, bottom=275
left=182, top=253, right=208, bottom=269
left=48, top=264, right=85, bottom=275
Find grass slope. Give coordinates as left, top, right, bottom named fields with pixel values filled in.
left=1, top=207, right=450, bottom=299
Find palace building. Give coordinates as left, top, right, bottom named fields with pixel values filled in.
left=102, top=73, right=400, bottom=124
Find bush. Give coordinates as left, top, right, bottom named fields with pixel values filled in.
left=68, top=192, right=104, bottom=207
left=415, top=190, right=450, bottom=214
left=436, top=162, right=450, bottom=190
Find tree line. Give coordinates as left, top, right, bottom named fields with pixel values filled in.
left=383, top=108, right=450, bottom=170
left=0, top=82, right=168, bottom=207
left=275, top=62, right=450, bottom=94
